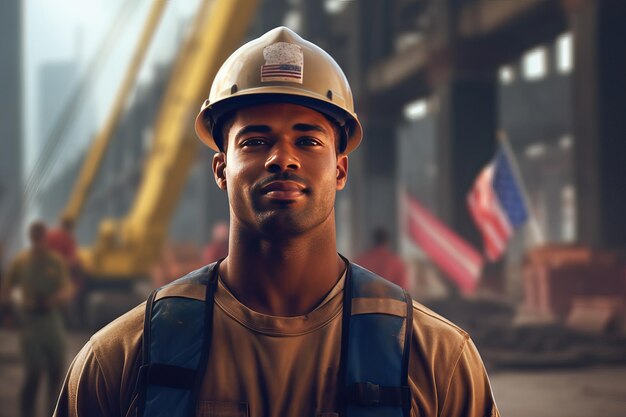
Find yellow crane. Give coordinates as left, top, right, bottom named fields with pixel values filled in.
left=64, top=0, right=258, bottom=281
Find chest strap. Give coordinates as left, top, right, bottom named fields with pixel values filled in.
left=139, top=363, right=196, bottom=390
left=347, top=382, right=410, bottom=407
left=339, top=260, right=413, bottom=417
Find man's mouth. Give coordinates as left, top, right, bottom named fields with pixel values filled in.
left=260, top=181, right=307, bottom=200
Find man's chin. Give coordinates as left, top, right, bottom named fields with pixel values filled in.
left=256, top=211, right=313, bottom=238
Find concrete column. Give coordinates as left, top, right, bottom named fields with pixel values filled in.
left=0, top=0, right=23, bottom=259
left=251, top=0, right=287, bottom=36
left=427, top=0, right=498, bottom=243
left=300, top=0, right=328, bottom=47
left=434, top=74, right=499, bottom=293
left=353, top=0, right=399, bottom=253
left=569, top=0, right=626, bottom=249
left=333, top=0, right=398, bottom=254
left=434, top=72, right=498, bottom=245
left=360, top=118, right=400, bottom=251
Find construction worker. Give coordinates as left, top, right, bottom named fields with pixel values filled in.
left=46, top=216, right=78, bottom=265
left=355, top=227, right=410, bottom=290
left=1, top=221, right=73, bottom=417
left=54, top=27, right=499, bottom=417
left=47, top=215, right=85, bottom=327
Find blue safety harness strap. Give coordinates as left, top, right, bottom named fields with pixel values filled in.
left=136, top=262, right=220, bottom=417
left=339, top=260, right=413, bottom=417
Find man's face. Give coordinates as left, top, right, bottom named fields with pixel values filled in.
left=212, top=102, right=348, bottom=238
left=29, top=227, right=47, bottom=252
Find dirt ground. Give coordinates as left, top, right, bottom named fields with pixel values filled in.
left=490, top=366, right=626, bottom=417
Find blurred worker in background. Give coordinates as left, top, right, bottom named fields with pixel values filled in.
left=47, top=215, right=86, bottom=328
left=46, top=216, right=78, bottom=266
left=55, top=27, right=499, bottom=417
left=355, top=227, right=410, bottom=290
left=201, top=220, right=229, bottom=264
left=1, top=221, right=74, bottom=417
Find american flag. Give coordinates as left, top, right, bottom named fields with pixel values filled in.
left=405, top=192, right=484, bottom=295
left=467, top=147, right=529, bottom=261
left=261, top=64, right=303, bottom=82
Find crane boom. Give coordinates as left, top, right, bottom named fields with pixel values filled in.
left=63, top=0, right=168, bottom=222
left=82, top=0, right=259, bottom=279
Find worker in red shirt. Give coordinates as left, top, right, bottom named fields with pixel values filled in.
left=46, top=216, right=85, bottom=326
left=355, top=227, right=410, bottom=290
left=46, top=216, right=78, bottom=266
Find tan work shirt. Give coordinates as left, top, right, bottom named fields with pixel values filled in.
left=54, top=275, right=499, bottom=417
left=3, top=249, right=70, bottom=312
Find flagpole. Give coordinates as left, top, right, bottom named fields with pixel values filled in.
left=397, top=184, right=406, bottom=256
left=497, top=130, right=545, bottom=246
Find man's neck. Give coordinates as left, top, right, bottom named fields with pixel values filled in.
left=30, top=246, right=47, bottom=258
left=220, top=220, right=345, bottom=317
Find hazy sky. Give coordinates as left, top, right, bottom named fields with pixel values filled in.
left=24, top=0, right=200, bottom=175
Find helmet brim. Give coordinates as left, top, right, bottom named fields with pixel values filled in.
left=195, top=92, right=363, bottom=154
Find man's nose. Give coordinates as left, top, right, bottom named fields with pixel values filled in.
left=265, top=143, right=300, bottom=172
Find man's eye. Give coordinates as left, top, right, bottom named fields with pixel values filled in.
left=241, top=138, right=267, bottom=147
left=298, top=137, right=322, bottom=146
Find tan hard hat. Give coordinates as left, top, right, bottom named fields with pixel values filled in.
left=195, top=26, right=363, bottom=154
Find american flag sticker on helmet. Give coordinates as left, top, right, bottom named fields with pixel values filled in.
left=261, top=42, right=303, bottom=83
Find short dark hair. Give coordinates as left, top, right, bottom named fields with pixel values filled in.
left=215, top=110, right=237, bottom=152
left=29, top=221, right=47, bottom=243
left=61, top=216, right=74, bottom=231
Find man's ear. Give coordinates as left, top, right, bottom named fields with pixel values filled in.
left=336, top=155, right=348, bottom=190
left=212, top=152, right=227, bottom=190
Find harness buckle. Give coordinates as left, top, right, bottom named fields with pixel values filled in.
left=352, top=382, right=380, bottom=406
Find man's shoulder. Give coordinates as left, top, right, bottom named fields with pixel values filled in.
left=89, top=302, right=146, bottom=364
left=61, top=302, right=146, bottom=415
left=163, top=264, right=214, bottom=288
left=10, top=250, right=30, bottom=267
left=410, top=299, right=469, bottom=350
left=88, top=265, right=212, bottom=356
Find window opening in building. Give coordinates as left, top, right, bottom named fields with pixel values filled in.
left=524, top=143, right=547, bottom=159
left=403, top=99, right=428, bottom=121
left=283, top=10, right=301, bottom=31
left=499, top=65, right=515, bottom=85
left=324, top=0, right=349, bottom=15
left=522, top=47, right=547, bottom=81
left=559, top=134, right=573, bottom=151
left=556, top=32, right=573, bottom=74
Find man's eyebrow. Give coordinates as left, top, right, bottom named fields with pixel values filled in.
left=235, top=124, right=272, bottom=139
left=292, top=123, right=327, bottom=134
